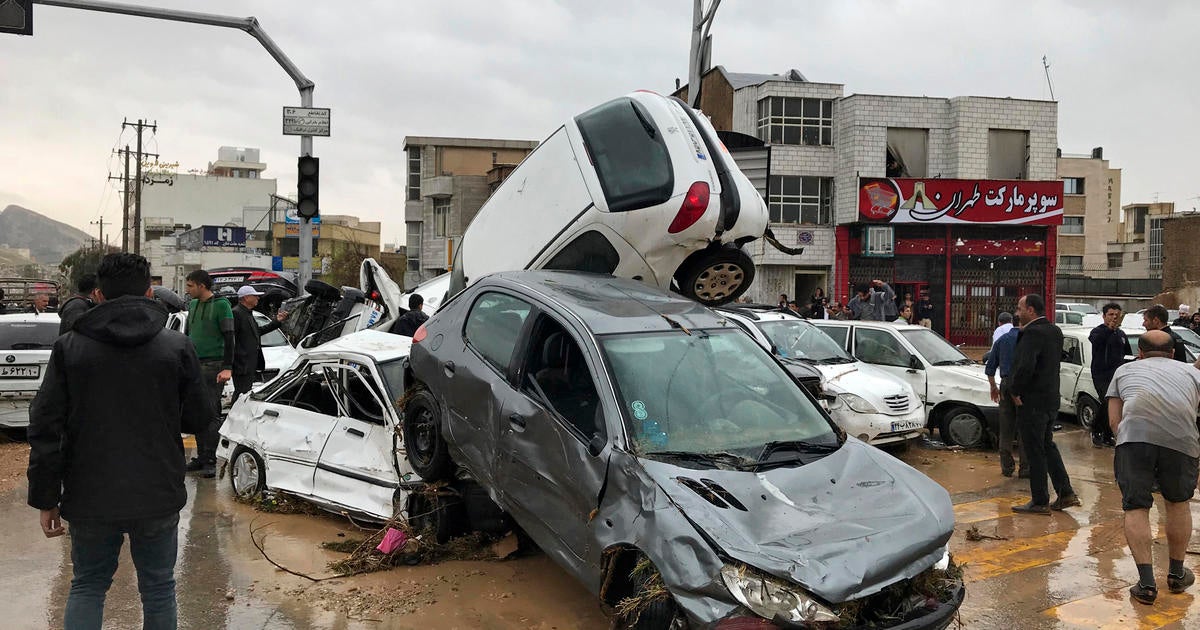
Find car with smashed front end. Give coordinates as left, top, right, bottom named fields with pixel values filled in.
left=406, top=271, right=963, bottom=629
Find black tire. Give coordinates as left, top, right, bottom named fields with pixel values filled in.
left=622, top=562, right=684, bottom=630
left=407, top=491, right=466, bottom=545
left=674, top=247, right=755, bottom=306
left=229, top=446, right=266, bottom=499
left=940, top=406, right=987, bottom=449
left=1076, top=395, right=1100, bottom=431
left=402, top=389, right=454, bottom=482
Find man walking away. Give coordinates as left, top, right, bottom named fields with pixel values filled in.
left=1108, top=330, right=1200, bottom=604
left=27, top=253, right=210, bottom=629
left=184, top=269, right=234, bottom=478
left=58, top=274, right=99, bottom=335
left=393, top=293, right=430, bottom=337
left=986, top=324, right=1027, bottom=478
left=847, top=280, right=895, bottom=321
left=992, top=312, right=1014, bottom=345
left=230, top=286, right=288, bottom=405
left=1089, top=302, right=1130, bottom=448
left=1143, top=305, right=1188, bottom=362
left=1009, top=294, right=1080, bottom=514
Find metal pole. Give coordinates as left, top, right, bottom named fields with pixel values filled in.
left=687, top=0, right=720, bottom=108
left=298, top=87, right=313, bottom=291
left=133, top=119, right=143, bottom=254
left=121, top=144, right=130, bottom=251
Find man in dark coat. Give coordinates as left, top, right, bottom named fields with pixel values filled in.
left=393, top=293, right=429, bottom=337
left=1089, top=302, right=1131, bottom=448
left=1143, top=305, right=1189, bottom=363
left=57, top=274, right=98, bottom=335
left=27, top=252, right=210, bottom=628
left=230, top=286, right=288, bottom=404
left=1008, top=293, right=1080, bottom=515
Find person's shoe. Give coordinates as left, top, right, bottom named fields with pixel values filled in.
left=1050, top=493, right=1082, bottom=510
left=1018, top=469, right=1030, bottom=479
left=1130, top=582, right=1158, bottom=605
left=1168, top=568, right=1195, bottom=594
left=1001, top=468, right=1014, bottom=478
left=202, top=464, right=217, bottom=479
left=1092, top=435, right=1106, bottom=448
left=1104, top=437, right=1117, bottom=448
left=185, top=457, right=204, bottom=472
left=1011, top=501, right=1051, bottom=515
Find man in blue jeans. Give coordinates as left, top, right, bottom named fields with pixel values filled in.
left=26, top=253, right=210, bottom=629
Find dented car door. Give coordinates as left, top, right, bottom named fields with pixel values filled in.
left=254, top=362, right=343, bottom=496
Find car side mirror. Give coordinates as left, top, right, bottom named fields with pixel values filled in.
left=908, top=355, right=922, bottom=371
left=587, top=433, right=606, bottom=457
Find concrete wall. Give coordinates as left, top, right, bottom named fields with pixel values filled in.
left=1162, top=214, right=1200, bottom=289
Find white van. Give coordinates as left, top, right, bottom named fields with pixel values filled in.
left=448, top=91, right=782, bottom=306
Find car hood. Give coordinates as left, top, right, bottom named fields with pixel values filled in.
left=939, top=363, right=988, bottom=382
left=816, top=362, right=911, bottom=398
left=639, top=439, right=954, bottom=603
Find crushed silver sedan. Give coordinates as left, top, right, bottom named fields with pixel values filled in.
left=406, top=271, right=963, bottom=629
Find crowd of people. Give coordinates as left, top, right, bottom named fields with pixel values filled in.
left=768, top=281, right=936, bottom=326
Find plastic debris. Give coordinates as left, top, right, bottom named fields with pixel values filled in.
left=375, top=528, right=408, bottom=554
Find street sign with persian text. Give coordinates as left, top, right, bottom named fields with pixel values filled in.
left=282, top=106, right=330, bottom=137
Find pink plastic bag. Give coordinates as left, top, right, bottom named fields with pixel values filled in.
left=376, top=527, right=408, bottom=554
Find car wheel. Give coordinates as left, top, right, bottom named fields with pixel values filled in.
left=621, top=562, right=684, bottom=630
left=402, top=389, right=454, bottom=482
left=229, top=446, right=266, bottom=499
left=407, top=491, right=466, bottom=545
left=941, top=406, right=986, bottom=449
left=1076, top=395, right=1100, bottom=431
left=674, top=247, right=755, bottom=306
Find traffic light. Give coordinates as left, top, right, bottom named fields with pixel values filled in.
left=296, top=156, right=319, bottom=219
left=0, top=0, right=33, bottom=36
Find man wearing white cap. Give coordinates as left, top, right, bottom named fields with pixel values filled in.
left=231, top=286, right=288, bottom=403
left=1173, top=305, right=1191, bottom=328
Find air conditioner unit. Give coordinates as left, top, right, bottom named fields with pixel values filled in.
left=864, top=226, right=894, bottom=257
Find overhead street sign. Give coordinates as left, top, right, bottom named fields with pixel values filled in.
left=0, top=0, right=32, bottom=35
left=283, top=106, right=330, bottom=137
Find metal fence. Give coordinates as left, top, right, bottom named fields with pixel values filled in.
left=1056, top=276, right=1162, bottom=297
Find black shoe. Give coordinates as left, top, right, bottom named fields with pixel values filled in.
left=1092, top=435, right=1106, bottom=448
left=1001, top=469, right=1014, bottom=478
left=1011, top=501, right=1051, bottom=515
left=185, top=457, right=204, bottom=472
left=202, top=464, right=216, bottom=479
left=1050, top=493, right=1081, bottom=510
left=1018, top=470, right=1030, bottom=479
left=1169, top=568, right=1195, bottom=594
left=1104, top=437, right=1116, bottom=448
left=1130, top=582, right=1157, bottom=605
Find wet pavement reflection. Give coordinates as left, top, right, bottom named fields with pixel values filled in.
left=6, top=423, right=1200, bottom=628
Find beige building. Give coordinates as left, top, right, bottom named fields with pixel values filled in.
left=1056, top=149, right=1120, bottom=276
left=1108, top=201, right=1174, bottom=278
left=403, top=136, right=537, bottom=288
left=272, top=214, right=382, bottom=262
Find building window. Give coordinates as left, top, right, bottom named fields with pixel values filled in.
left=863, top=226, right=894, bottom=257
left=1149, top=216, right=1163, bottom=270
left=768, top=176, right=832, bottom=224
left=433, top=198, right=450, bottom=238
left=1107, top=253, right=1123, bottom=269
left=1131, top=206, right=1148, bottom=236
left=987, top=129, right=1029, bottom=179
left=406, top=222, right=422, bottom=271
left=756, top=97, right=833, bottom=146
left=407, top=147, right=422, bottom=201
left=1061, top=216, right=1084, bottom=234
left=1062, top=177, right=1085, bottom=195
left=886, top=128, right=928, bottom=177
left=1060, top=255, right=1083, bottom=273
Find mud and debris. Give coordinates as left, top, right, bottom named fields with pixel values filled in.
left=834, top=559, right=964, bottom=628
left=612, top=556, right=669, bottom=626
left=234, top=490, right=325, bottom=516
left=964, top=524, right=1008, bottom=542
left=0, top=440, right=29, bottom=495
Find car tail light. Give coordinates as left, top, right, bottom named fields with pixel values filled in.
left=247, top=271, right=281, bottom=281
left=667, top=181, right=710, bottom=234
left=715, top=618, right=779, bottom=629
left=412, top=324, right=428, bottom=343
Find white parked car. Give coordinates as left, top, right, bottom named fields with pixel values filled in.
left=449, top=90, right=781, bottom=307
left=1054, top=309, right=1084, bottom=326
left=1119, top=325, right=1200, bottom=363
left=1057, top=325, right=1104, bottom=429
left=0, top=312, right=59, bottom=430
left=719, top=307, right=926, bottom=446
left=813, top=320, right=998, bottom=449
left=216, top=330, right=420, bottom=520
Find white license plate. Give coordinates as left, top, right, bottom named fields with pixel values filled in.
left=891, top=419, right=923, bottom=432
left=0, top=365, right=40, bottom=379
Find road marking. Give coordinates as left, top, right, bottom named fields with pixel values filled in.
left=956, top=519, right=1128, bottom=582
left=1043, top=587, right=1197, bottom=629
left=952, top=495, right=1028, bottom=524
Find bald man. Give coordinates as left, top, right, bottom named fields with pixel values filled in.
left=1108, top=329, right=1200, bottom=604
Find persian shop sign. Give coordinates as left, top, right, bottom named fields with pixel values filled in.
left=858, top=178, right=1064, bottom=225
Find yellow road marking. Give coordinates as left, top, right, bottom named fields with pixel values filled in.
left=1044, top=588, right=1196, bottom=629
left=952, top=495, right=1028, bottom=524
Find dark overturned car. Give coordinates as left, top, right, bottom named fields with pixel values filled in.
left=403, top=271, right=963, bottom=629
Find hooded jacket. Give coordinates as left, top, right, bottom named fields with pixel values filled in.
left=27, top=296, right=211, bottom=521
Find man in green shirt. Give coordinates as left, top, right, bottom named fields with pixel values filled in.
left=184, top=270, right=234, bottom=478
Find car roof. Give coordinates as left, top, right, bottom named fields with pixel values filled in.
left=484, top=271, right=727, bottom=336
left=301, top=329, right=411, bottom=362
left=0, top=313, right=61, bottom=324
left=810, top=319, right=926, bottom=331
left=715, top=305, right=807, bottom=323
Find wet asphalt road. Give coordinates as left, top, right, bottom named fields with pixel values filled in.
left=6, top=425, right=1200, bottom=628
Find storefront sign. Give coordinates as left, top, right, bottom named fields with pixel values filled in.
left=858, top=178, right=1064, bottom=225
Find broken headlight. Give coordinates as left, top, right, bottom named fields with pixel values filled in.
left=836, top=393, right=878, bottom=414
left=719, top=564, right=839, bottom=625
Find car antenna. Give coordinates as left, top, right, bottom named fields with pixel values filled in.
left=661, top=314, right=692, bottom=335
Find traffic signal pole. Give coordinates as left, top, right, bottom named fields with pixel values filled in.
left=30, top=0, right=318, bottom=291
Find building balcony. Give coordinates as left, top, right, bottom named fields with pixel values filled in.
left=424, top=175, right=454, bottom=199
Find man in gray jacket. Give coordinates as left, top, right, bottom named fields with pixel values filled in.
left=847, top=280, right=895, bottom=321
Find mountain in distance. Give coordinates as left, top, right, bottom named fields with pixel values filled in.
left=0, top=205, right=91, bottom=264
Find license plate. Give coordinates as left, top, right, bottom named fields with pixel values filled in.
left=891, top=419, right=923, bottom=432
left=213, top=276, right=246, bottom=285
left=0, top=365, right=40, bottom=379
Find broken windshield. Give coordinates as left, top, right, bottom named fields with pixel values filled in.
left=755, top=319, right=852, bottom=363
left=600, top=329, right=835, bottom=457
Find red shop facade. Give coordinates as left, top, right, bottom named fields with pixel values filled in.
left=834, top=178, right=1065, bottom=346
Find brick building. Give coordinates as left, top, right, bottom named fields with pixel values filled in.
left=678, top=67, right=1063, bottom=344
left=1161, top=213, right=1200, bottom=290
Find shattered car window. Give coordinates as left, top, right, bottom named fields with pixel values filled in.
left=601, top=329, right=833, bottom=455
left=756, top=319, right=851, bottom=362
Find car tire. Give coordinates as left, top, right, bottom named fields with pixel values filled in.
left=229, top=446, right=266, bottom=499
left=407, top=491, right=466, bottom=545
left=621, top=562, right=683, bottom=630
left=1076, top=395, right=1100, bottom=431
left=402, top=389, right=454, bottom=482
left=941, top=406, right=987, bottom=449
left=674, top=247, right=755, bottom=306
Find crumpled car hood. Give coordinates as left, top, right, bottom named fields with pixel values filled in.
left=639, top=439, right=954, bottom=604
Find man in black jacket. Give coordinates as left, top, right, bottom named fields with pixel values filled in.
left=393, top=293, right=429, bottom=337
left=27, top=252, right=210, bottom=629
left=230, top=285, right=288, bottom=404
left=57, top=274, right=98, bottom=335
left=1009, top=293, right=1080, bottom=515
left=1089, top=302, right=1131, bottom=448
left=1143, top=305, right=1189, bottom=362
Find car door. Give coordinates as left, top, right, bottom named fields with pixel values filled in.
left=1059, top=336, right=1085, bottom=411
left=251, top=360, right=343, bottom=496
left=494, top=311, right=609, bottom=584
left=850, top=327, right=929, bottom=405
left=440, top=290, right=535, bottom=487
left=313, top=360, right=399, bottom=518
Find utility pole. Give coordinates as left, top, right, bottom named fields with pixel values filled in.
left=90, top=217, right=109, bottom=250
left=688, top=0, right=721, bottom=108
left=107, top=144, right=131, bottom=251
left=122, top=118, right=157, bottom=255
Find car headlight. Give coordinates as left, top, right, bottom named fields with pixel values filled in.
left=720, top=564, right=839, bottom=625
left=838, top=393, right=878, bottom=414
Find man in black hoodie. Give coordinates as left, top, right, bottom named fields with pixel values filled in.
left=27, top=253, right=210, bottom=630
left=57, top=273, right=98, bottom=335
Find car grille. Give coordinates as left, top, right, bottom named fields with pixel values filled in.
left=799, top=377, right=822, bottom=399
left=883, top=394, right=910, bottom=414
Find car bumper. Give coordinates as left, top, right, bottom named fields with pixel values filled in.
left=979, top=405, right=1001, bottom=436
left=831, top=407, right=927, bottom=446
left=0, top=398, right=32, bottom=429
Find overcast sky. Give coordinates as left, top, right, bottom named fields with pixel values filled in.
left=1, top=0, right=1196, bottom=245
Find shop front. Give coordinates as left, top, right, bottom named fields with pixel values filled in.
left=834, top=178, right=1064, bottom=345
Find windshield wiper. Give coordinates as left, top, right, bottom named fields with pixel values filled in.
left=753, top=439, right=839, bottom=464
left=931, top=360, right=959, bottom=366
left=644, top=450, right=749, bottom=469
left=630, top=102, right=657, bottom=138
